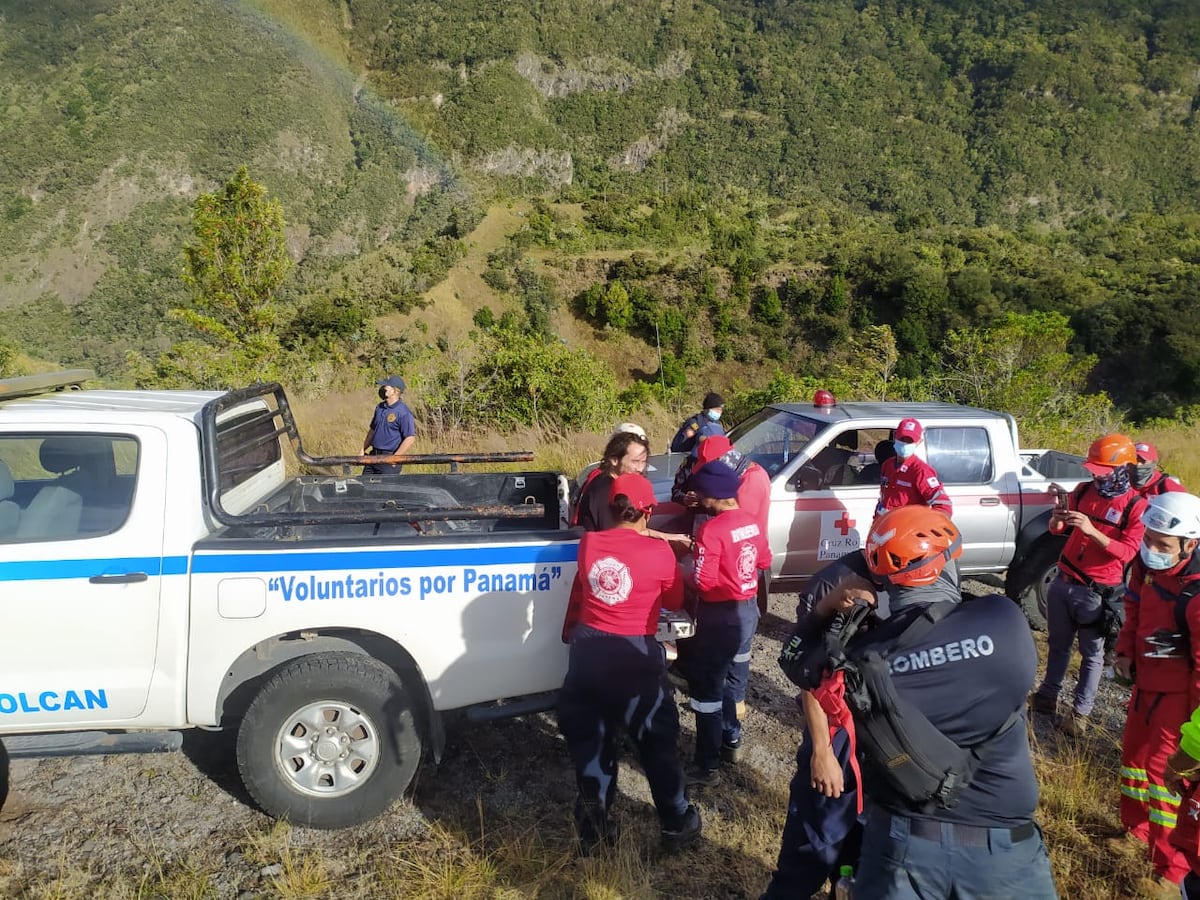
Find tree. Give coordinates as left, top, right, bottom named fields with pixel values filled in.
left=179, top=167, right=291, bottom=343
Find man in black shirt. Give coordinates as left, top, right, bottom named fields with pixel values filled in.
left=823, top=507, right=1057, bottom=899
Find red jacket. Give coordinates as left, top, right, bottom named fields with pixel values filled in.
left=1117, top=553, right=1200, bottom=706
left=694, top=507, right=772, bottom=602
left=737, top=462, right=771, bottom=533
left=877, top=456, right=952, bottom=517
left=564, top=528, right=684, bottom=638
left=1136, top=470, right=1185, bottom=498
left=1058, top=484, right=1147, bottom=587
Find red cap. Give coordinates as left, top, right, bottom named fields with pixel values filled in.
left=895, top=417, right=923, bottom=443
left=1134, top=441, right=1158, bottom=463
left=610, top=473, right=657, bottom=512
left=697, top=435, right=733, bottom=465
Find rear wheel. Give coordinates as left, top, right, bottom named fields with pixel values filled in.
left=0, top=739, right=8, bottom=813
left=1004, top=537, right=1064, bottom=632
left=236, top=652, right=421, bottom=829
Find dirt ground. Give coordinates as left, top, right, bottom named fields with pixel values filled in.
left=0, top=581, right=1127, bottom=898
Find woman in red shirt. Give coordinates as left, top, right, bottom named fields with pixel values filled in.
left=557, top=473, right=701, bottom=855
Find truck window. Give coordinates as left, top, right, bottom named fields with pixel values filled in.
left=0, top=434, right=138, bottom=541
left=925, top=427, right=993, bottom=485
left=729, top=408, right=830, bottom=477
left=213, top=402, right=286, bottom=516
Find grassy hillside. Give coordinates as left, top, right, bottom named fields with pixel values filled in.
left=1, top=0, right=1199, bottom=421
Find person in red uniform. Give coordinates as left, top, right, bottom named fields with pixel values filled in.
left=676, top=459, right=772, bottom=785
left=1113, top=491, right=1200, bottom=885
left=695, top=435, right=772, bottom=761
left=876, top=417, right=952, bottom=518
left=1031, top=433, right=1148, bottom=734
left=1133, top=441, right=1186, bottom=498
left=557, top=472, right=701, bottom=854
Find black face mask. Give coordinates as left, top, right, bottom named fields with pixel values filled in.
left=1133, top=462, right=1156, bottom=487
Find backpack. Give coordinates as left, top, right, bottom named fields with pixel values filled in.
left=783, top=600, right=1021, bottom=811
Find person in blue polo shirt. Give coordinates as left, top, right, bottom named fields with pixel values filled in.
left=362, top=375, right=416, bottom=475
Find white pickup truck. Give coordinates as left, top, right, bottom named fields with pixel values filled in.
left=648, top=394, right=1086, bottom=626
left=0, top=371, right=581, bottom=828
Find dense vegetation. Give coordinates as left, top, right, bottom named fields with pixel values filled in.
left=1, top=0, right=1199, bottom=430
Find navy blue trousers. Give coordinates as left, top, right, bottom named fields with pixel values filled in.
left=556, top=626, right=688, bottom=839
left=762, top=726, right=864, bottom=899
left=677, top=599, right=760, bottom=770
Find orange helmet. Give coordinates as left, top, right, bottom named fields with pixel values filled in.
left=1083, top=433, right=1136, bottom=476
left=865, top=506, right=963, bottom=587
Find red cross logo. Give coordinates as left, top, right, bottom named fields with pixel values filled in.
left=835, top=511, right=856, bottom=535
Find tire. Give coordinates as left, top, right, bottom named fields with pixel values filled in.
left=0, top=739, right=8, bottom=813
left=756, top=570, right=771, bottom=617
left=236, top=652, right=421, bottom=829
left=1004, top=537, right=1065, bottom=632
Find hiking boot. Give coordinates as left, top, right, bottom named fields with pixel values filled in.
left=1028, top=693, right=1058, bottom=717
left=685, top=765, right=721, bottom=787
left=661, top=803, right=702, bottom=852
left=1058, top=712, right=1089, bottom=737
left=720, top=737, right=743, bottom=764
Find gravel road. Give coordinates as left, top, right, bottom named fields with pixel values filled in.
left=0, top=580, right=1131, bottom=898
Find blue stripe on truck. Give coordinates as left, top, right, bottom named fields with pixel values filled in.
left=0, top=544, right=579, bottom=582
left=0, top=556, right=189, bottom=582
left=191, top=543, right=580, bottom=573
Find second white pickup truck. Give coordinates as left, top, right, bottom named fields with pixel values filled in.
left=645, top=392, right=1086, bottom=626
left=0, top=372, right=581, bottom=828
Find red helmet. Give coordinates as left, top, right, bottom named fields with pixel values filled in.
left=865, top=506, right=963, bottom=587
left=813, top=390, right=836, bottom=409
left=1083, top=433, right=1136, bottom=475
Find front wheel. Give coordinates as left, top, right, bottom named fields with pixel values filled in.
left=1004, top=537, right=1064, bottom=632
left=236, top=652, right=421, bottom=829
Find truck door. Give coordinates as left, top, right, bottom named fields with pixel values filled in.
left=0, top=428, right=168, bottom=726
left=773, top=429, right=885, bottom=579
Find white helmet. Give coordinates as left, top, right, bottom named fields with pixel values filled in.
left=1143, top=492, right=1200, bottom=539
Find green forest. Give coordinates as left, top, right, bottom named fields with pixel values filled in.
left=1, top=0, right=1199, bottom=436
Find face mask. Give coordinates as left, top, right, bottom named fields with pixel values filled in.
left=1093, top=466, right=1130, bottom=498
left=1133, top=463, right=1156, bottom=487
left=705, top=409, right=722, bottom=422
left=1140, top=544, right=1179, bottom=571
left=893, top=440, right=916, bottom=459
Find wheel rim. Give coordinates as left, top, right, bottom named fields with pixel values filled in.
left=273, top=699, right=381, bottom=798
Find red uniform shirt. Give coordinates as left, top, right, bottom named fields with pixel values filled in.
left=1137, top=470, right=1185, bottom=498
left=737, top=462, right=771, bottom=533
left=1059, top=484, right=1147, bottom=586
left=693, top=507, right=772, bottom=602
left=568, top=528, right=684, bottom=636
left=1117, top=554, right=1200, bottom=706
left=878, top=456, right=952, bottom=517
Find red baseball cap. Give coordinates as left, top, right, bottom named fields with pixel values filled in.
left=697, top=435, right=733, bottom=465
left=610, top=473, right=657, bottom=512
left=1134, top=441, right=1158, bottom=463
left=895, top=417, right=923, bottom=443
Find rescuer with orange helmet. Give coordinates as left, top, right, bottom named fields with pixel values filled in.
left=1031, top=433, right=1149, bottom=734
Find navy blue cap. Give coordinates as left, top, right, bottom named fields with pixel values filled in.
left=376, top=375, right=406, bottom=391
left=687, top=459, right=741, bottom=500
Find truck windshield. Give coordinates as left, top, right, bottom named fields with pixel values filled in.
left=727, top=408, right=830, bottom=477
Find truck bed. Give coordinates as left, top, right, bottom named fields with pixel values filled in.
left=218, top=471, right=567, bottom=539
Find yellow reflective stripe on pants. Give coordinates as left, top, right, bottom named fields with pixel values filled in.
left=1148, top=784, right=1182, bottom=805
left=1122, top=784, right=1150, bottom=801
left=1121, top=765, right=1149, bottom=781
left=1149, top=808, right=1178, bottom=828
